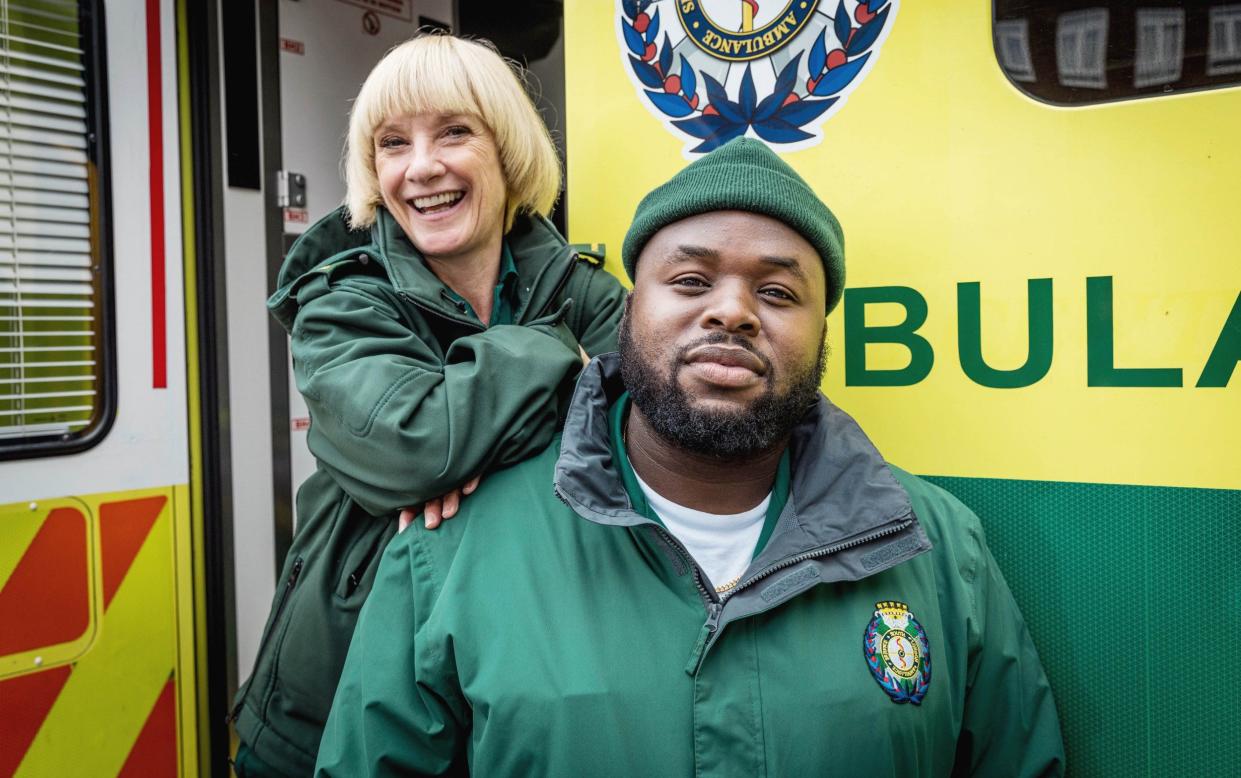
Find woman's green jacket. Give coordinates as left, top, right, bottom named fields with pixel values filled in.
left=231, top=206, right=626, bottom=776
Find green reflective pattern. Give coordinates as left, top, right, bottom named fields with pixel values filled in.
left=924, top=475, right=1241, bottom=776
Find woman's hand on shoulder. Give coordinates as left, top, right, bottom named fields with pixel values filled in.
left=398, top=474, right=483, bottom=532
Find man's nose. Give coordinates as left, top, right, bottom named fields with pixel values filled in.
left=702, top=283, right=760, bottom=335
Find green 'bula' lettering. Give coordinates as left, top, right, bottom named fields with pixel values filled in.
left=841, top=278, right=1240, bottom=389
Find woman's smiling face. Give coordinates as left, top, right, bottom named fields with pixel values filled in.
left=373, top=112, right=508, bottom=263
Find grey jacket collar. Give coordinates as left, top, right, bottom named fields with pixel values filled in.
left=555, top=352, right=932, bottom=596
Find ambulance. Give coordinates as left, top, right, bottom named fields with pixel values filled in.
left=0, top=0, right=1236, bottom=774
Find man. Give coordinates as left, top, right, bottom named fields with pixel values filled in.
left=316, top=138, right=1065, bottom=777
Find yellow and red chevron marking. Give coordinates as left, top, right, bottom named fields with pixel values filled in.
left=0, top=488, right=196, bottom=777
left=0, top=505, right=92, bottom=660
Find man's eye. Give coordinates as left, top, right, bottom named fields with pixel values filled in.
left=672, top=277, right=708, bottom=289
left=761, top=287, right=795, bottom=302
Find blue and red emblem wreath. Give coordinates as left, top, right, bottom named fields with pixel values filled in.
left=618, top=0, right=897, bottom=154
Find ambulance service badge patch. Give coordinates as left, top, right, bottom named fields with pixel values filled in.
left=617, top=0, right=898, bottom=155
left=863, top=600, right=931, bottom=705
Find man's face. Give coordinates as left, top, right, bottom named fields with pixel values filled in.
left=619, top=210, right=829, bottom=459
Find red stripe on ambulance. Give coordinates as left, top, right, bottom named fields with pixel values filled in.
left=0, top=665, right=72, bottom=778
left=0, top=509, right=89, bottom=656
left=145, top=0, right=167, bottom=389
left=118, top=675, right=178, bottom=777
left=101, top=496, right=168, bottom=610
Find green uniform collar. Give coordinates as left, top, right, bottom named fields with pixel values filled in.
left=607, top=391, right=790, bottom=560
left=269, top=207, right=580, bottom=332
left=442, top=241, right=520, bottom=326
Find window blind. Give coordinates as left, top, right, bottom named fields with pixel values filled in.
left=0, top=0, right=101, bottom=443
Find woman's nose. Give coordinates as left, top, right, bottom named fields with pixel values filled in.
left=406, top=141, right=446, bottom=182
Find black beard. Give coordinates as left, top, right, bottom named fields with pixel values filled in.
left=618, top=304, right=827, bottom=461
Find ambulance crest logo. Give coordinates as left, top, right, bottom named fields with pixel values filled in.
left=863, top=600, right=931, bottom=705
left=618, top=0, right=898, bottom=155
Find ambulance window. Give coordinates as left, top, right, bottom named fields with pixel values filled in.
left=1056, top=8, right=1109, bottom=89
left=996, top=19, right=1038, bottom=81
left=1209, top=5, right=1241, bottom=74
left=0, top=0, right=113, bottom=458
left=993, top=1, right=1241, bottom=104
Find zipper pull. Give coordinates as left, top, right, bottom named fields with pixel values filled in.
left=684, top=603, right=723, bottom=676
left=288, top=557, right=304, bottom=587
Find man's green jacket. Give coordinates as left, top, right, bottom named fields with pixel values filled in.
left=232, top=207, right=625, bottom=775
left=316, top=353, right=1065, bottom=777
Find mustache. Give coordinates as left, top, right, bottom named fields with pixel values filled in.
left=673, top=332, right=772, bottom=374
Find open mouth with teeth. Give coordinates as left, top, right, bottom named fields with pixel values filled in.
left=410, top=190, right=465, bottom=215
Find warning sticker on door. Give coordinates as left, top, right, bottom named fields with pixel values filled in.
left=334, top=0, right=411, bottom=22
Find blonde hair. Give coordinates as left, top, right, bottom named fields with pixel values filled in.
left=343, top=35, right=561, bottom=231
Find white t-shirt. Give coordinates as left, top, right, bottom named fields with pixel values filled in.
left=633, top=469, right=770, bottom=594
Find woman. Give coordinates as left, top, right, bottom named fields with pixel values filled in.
left=231, top=35, right=625, bottom=777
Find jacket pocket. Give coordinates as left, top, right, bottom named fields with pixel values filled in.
left=274, top=512, right=396, bottom=721
left=229, top=555, right=304, bottom=722
left=334, top=524, right=389, bottom=601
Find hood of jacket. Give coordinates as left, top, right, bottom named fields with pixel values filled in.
left=555, top=353, right=932, bottom=648
left=267, top=206, right=589, bottom=332
left=557, top=353, right=923, bottom=543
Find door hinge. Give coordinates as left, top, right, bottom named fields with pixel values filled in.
left=276, top=170, right=307, bottom=208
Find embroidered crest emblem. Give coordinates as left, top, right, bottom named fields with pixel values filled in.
left=617, top=0, right=898, bottom=155
left=863, top=600, right=931, bottom=704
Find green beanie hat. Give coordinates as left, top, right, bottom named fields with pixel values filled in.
left=622, top=137, right=845, bottom=314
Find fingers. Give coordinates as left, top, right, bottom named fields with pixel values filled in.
left=442, top=489, right=460, bottom=519
left=398, top=508, right=414, bottom=534
left=424, top=498, right=443, bottom=530
left=578, top=345, right=590, bottom=365
left=422, top=477, right=482, bottom=529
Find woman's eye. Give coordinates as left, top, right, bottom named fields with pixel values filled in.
left=378, top=136, right=405, bottom=149
left=443, top=125, right=472, bottom=139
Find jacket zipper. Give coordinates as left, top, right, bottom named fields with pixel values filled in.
left=652, top=525, right=718, bottom=609
left=227, top=556, right=304, bottom=723
left=343, top=543, right=380, bottom=599
left=554, top=491, right=914, bottom=674
left=684, top=518, right=914, bottom=675
left=723, top=517, right=914, bottom=603
left=644, top=525, right=728, bottom=676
